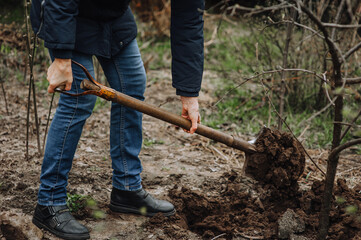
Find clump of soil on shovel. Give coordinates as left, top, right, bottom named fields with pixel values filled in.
left=244, top=127, right=305, bottom=190
left=145, top=128, right=361, bottom=239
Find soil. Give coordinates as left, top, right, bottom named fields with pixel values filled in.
left=1, top=24, right=361, bottom=240
left=244, top=127, right=305, bottom=188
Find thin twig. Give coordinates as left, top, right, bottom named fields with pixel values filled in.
left=279, top=8, right=296, bottom=130
left=25, top=0, right=42, bottom=156
left=340, top=106, right=361, bottom=141
left=211, top=233, right=227, bottom=240
left=344, top=77, right=361, bottom=85
left=238, top=232, right=264, bottom=240
left=23, top=51, right=28, bottom=83
left=260, top=79, right=326, bottom=176
left=343, top=41, right=361, bottom=61
left=210, top=145, right=230, bottom=162
left=328, top=138, right=361, bottom=160
left=293, top=0, right=341, bottom=65
left=213, top=68, right=325, bottom=107
left=330, top=0, right=345, bottom=41
left=43, top=93, right=55, bottom=150
left=299, top=101, right=334, bottom=126
left=298, top=124, right=310, bottom=139
left=323, top=23, right=361, bottom=28
left=227, top=2, right=293, bottom=17
left=322, top=72, right=335, bottom=106
left=336, top=166, right=361, bottom=176
left=262, top=20, right=324, bottom=39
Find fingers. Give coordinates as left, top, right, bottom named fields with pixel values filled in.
left=189, top=111, right=199, bottom=134
left=65, top=81, right=72, bottom=91
left=47, top=85, right=55, bottom=93
left=46, top=58, right=73, bottom=93
left=180, top=96, right=200, bottom=134
left=180, top=110, right=200, bottom=134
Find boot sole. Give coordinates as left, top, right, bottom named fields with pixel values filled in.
left=109, top=203, right=176, bottom=217
left=32, top=217, right=90, bottom=240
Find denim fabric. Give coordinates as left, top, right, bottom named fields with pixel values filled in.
left=38, top=39, right=146, bottom=206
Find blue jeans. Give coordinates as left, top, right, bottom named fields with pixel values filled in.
left=38, top=39, right=146, bottom=206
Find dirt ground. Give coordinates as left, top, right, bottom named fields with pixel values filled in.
left=1, top=61, right=361, bottom=240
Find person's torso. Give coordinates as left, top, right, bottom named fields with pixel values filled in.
left=78, top=0, right=131, bottom=21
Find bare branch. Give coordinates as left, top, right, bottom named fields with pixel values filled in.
left=330, top=0, right=346, bottom=40
left=322, top=72, right=335, bottom=106
left=345, top=0, right=355, bottom=22
left=343, top=41, right=361, bottom=60
left=340, top=106, right=361, bottom=141
left=299, top=101, right=335, bottom=126
left=213, top=68, right=325, bottom=106
left=329, top=138, right=361, bottom=160
left=263, top=20, right=324, bottom=39
left=293, top=0, right=341, bottom=67
left=226, top=2, right=293, bottom=16
left=344, top=77, right=361, bottom=85
left=323, top=23, right=361, bottom=28
left=24, top=0, right=42, bottom=157
left=279, top=8, right=297, bottom=130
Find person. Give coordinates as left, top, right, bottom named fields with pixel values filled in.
left=30, top=1, right=204, bottom=239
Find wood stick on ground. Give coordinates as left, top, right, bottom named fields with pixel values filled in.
left=210, top=233, right=227, bottom=240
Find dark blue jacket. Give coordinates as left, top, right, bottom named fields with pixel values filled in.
left=30, top=0, right=204, bottom=97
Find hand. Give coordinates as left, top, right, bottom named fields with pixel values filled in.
left=47, top=58, right=73, bottom=93
left=180, top=96, right=200, bottom=134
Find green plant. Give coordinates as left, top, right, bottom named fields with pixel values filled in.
left=67, top=193, right=87, bottom=212
left=345, top=205, right=358, bottom=215
left=66, top=193, right=106, bottom=219
left=335, top=196, right=346, bottom=205
left=143, top=138, right=164, bottom=147
left=161, top=166, right=170, bottom=171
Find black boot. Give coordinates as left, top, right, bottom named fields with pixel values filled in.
left=32, top=204, right=90, bottom=240
left=109, top=188, right=175, bottom=217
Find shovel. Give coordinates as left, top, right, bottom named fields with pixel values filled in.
left=80, top=78, right=257, bottom=154
left=56, top=61, right=257, bottom=155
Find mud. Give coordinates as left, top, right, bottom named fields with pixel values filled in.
left=145, top=129, right=360, bottom=239
left=145, top=172, right=361, bottom=239
left=244, top=127, right=305, bottom=190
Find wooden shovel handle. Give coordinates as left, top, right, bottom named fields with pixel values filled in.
left=81, top=79, right=257, bottom=153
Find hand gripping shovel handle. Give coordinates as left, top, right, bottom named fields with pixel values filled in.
left=80, top=79, right=257, bottom=153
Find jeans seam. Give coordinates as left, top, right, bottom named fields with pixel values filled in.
left=113, top=58, right=128, bottom=189
left=51, top=82, right=79, bottom=202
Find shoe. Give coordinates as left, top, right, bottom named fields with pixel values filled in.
left=109, top=188, right=175, bottom=217
left=32, top=204, right=90, bottom=240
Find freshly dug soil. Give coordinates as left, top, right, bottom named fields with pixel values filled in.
left=146, top=129, right=361, bottom=239
left=146, top=172, right=361, bottom=239
left=244, top=127, right=305, bottom=189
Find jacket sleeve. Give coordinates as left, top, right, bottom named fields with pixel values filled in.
left=171, top=0, right=204, bottom=97
left=42, top=0, right=80, bottom=58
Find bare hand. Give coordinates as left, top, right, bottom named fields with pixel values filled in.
left=180, top=96, right=200, bottom=134
left=47, top=58, right=72, bottom=93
